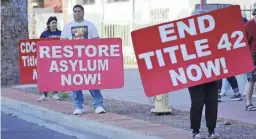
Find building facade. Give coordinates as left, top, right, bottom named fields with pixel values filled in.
left=28, top=0, right=255, bottom=64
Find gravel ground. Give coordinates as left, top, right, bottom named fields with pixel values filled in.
left=16, top=87, right=256, bottom=139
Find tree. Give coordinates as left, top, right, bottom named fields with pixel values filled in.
left=1, top=0, right=29, bottom=86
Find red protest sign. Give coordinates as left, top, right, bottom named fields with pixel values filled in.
left=36, top=38, right=124, bottom=92
left=19, top=38, right=59, bottom=84
left=131, top=5, right=254, bottom=97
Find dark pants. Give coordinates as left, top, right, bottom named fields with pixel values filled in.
left=217, top=76, right=239, bottom=92
left=188, top=81, right=218, bottom=132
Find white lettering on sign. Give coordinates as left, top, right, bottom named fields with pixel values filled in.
left=61, top=73, right=101, bottom=86
left=169, top=57, right=228, bottom=86
left=49, top=60, right=109, bottom=72
left=158, top=14, right=215, bottom=43
left=138, top=39, right=211, bottom=70
left=20, top=42, right=36, bottom=53
left=39, top=44, right=120, bottom=58
left=22, top=56, right=37, bottom=67
left=218, top=30, right=246, bottom=51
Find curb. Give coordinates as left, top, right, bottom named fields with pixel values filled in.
left=1, top=97, right=161, bottom=139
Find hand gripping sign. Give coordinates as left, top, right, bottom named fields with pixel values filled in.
left=36, top=38, right=124, bottom=92
left=131, top=5, right=254, bottom=97
left=19, top=38, right=59, bottom=84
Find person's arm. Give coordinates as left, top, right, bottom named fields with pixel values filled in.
left=91, top=23, right=99, bottom=39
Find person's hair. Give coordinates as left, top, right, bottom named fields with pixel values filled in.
left=73, top=4, right=84, bottom=12
left=253, top=2, right=256, bottom=16
left=46, top=16, right=58, bottom=31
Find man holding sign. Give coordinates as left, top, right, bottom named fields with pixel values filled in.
left=61, top=5, right=106, bottom=115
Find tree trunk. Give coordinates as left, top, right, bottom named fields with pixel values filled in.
left=1, top=0, right=29, bottom=86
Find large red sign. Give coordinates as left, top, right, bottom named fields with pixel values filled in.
left=131, top=5, right=254, bottom=97
left=19, top=38, right=59, bottom=84
left=36, top=38, right=124, bottom=92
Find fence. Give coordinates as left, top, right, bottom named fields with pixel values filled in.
left=29, top=3, right=254, bottom=65
left=241, top=6, right=254, bottom=20
left=100, top=6, right=254, bottom=65
left=101, top=21, right=168, bottom=65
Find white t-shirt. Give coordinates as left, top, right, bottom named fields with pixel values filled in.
left=61, top=20, right=99, bottom=40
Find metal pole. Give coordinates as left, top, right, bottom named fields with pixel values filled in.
left=62, top=0, right=68, bottom=24
left=200, top=0, right=206, bottom=10
left=149, top=0, right=151, bottom=22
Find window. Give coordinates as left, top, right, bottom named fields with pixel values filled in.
left=83, top=0, right=95, bottom=5
left=107, top=0, right=129, bottom=3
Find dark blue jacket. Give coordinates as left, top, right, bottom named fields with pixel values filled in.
left=40, top=30, right=61, bottom=38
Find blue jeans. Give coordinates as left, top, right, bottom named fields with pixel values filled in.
left=221, top=74, right=248, bottom=93
left=221, top=79, right=231, bottom=92
left=71, top=90, right=104, bottom=109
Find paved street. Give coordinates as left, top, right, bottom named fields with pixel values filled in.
left=1, top=112, right=105, bottom=139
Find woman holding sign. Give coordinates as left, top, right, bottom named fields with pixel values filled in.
left=188, top=9, right=220, bottom=139
left=217, top=76, right=242, bottom=102
left=37, top=16, right=61, bottom=102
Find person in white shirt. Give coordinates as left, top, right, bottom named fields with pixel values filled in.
left=61, top=4, right=106, bottom=115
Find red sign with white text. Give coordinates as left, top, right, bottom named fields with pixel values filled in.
left=36, top=38, right=124, bottom=92
left=131, top=5, right=254, bottom=97
left=19, top=38, right=59, bottom=84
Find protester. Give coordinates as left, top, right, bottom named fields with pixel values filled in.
left=217, top=76, right=242, bottom=102
left=60, top=4, right=106, bottom=115
left=220, top=16, right=248, bottom=98
left=243, top=2, right=256, bottom=111
left=188, top=9, right=220, bottom=139
left=38, top=16, right=61, bottom=102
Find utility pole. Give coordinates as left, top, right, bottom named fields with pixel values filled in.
left=201, top=0, right=207, bottom=10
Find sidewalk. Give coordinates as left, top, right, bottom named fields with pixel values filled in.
left=100, top=69, right=256, bottom=126
left=11, top=69, right=256, bottom=126
left=1, top=88, right=191, bottom=139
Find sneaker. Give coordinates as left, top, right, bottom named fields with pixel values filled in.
left=73, top=109, right=84, bottom=115
left=218, top=95, right=221, bottom=102
left=245, top=104, right=256, bottom=111
left=219, top=91, right=226, bottom=96
left=192, top=132, right=204, bottom=138
left=37, top=95, right=49, bottom=102
left=208, top=132, right=220, bottom=139
left=230, top=94, right=242, bottom=101
left=52, top=94, right=61, bottom=100
left=95, top=107, right=106, bottom=114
